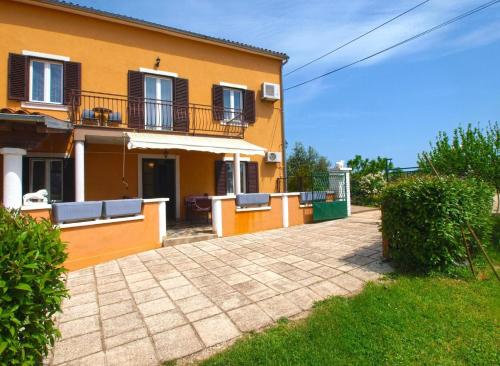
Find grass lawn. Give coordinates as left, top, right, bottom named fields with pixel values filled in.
left=198, top=249, right=499, bottom=366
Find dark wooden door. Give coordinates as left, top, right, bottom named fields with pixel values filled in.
left=142, top=158, right=176, bottom=220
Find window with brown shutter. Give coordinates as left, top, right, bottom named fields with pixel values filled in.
left=243, top=89, right=255, bottom=123
left=215, top=160, right=227, bottom=195
left=173, top=78, right=189, bottom=132
left=63, top=61, right=81, bottom=105
left=246, top=161, right=259, bottom=193
left=8, top=53, right=28, bottom=101
left=212, top=85, right=224, bottom=121
left=128, top=71, right=145, bottom=129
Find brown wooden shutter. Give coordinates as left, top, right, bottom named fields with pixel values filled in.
left=215, top=160, right=227, bottom=195
left=246, top=162, right=259, bottom=193
left=128, top=71, right=144, bottom=129
left=8, top=53, right=28, bottom=101
left=243, top=89, right=255, bottom=123
left=173, top=77, right=189, bottom=132
left=212, top=85, right=224, bottom=121
left=63, top=61, right=81, bottom=105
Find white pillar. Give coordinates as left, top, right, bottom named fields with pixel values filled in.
left=233, top=153, right=241, bottom=195
left=158, top=201, right=167, bottom=243
left=212, top=198, right=223, bottom=237
left=282, top=195, right=289, bottom=228
left=74, top=140, right=85, bottom=202
left=345, top=170, right=351, bottom=216
left=0, top=148, right=26, bottom=209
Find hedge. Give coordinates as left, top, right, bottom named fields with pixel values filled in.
left=0, top=208, right=68, bottom=365
left=381, top=176, right=493, bottom=272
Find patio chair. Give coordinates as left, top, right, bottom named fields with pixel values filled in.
left=81, top=109, right=98, bottom=125
left=107, top=111, right=122, bottom=126
left=185, top=195, right=212, bottom=223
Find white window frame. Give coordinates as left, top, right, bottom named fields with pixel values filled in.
left=29, top=59, right=64, bottom=104
left=223, top=87, right=243, bottom=123
left=29, top=158, right=64, bottom=202
left=144, top=75, right=173, bottom=130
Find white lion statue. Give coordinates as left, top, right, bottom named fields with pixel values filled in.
left=23, top=189, right=49, bottom=206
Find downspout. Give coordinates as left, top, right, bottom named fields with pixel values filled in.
left=280, top=57, right=289, bottom=192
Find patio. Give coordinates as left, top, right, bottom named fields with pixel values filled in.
left=48, top=210, right=391, bottom=365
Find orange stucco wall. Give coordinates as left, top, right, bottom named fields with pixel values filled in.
left=21, top=202, right=161, bottom=271
left=0, top=0, right=285, bottom=198
left=288, top=195, right=313, bottom=226
left=221, top=196, right=283, bottom=236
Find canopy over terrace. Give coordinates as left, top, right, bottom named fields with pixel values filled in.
left=72, top=128, right=267, bottom=202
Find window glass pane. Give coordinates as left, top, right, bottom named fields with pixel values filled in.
left=31, top=61, right=45, bottom=102
left=160, top=78, right=173, bottom=129
left=31, top=160, right=46, bottom=192
left=240, top=162, right=247, bottom=193
left=223, top=89, right=232, bottom=121
left=50, top=160, right=63, bottom=202
left=145, top=77, right=157, bottom=126
left=226, top=163, right=234, bottom=194
left=49, top=64, right=63, bottom=103
left=233, top=90, right=242, bottom=112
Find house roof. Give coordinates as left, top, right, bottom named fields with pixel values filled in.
left=19, top=0, right=289, bottom=61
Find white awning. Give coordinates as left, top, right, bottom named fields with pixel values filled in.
left=126, top=132, right=266, bottom=156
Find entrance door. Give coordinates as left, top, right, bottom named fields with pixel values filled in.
left=142, top=158, right=176, bottom=220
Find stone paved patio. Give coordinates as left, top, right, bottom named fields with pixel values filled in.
left=48, top=210, right=391, bottom=365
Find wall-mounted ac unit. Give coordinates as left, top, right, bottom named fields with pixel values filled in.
left=266, top=151, right=282, bottom=163
left=261, top=82, right=280, bottom=101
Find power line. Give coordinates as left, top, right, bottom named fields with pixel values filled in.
left=284, top=0, right=500, bottom=91
left=284, top=0, right=431, bottom=77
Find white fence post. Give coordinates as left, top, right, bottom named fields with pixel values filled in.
left=212, top=198, right=223, bottom=237
left=282, top=195, right=289, bottom=228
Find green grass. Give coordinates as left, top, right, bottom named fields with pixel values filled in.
left=197, top=250, right=500, bottom=366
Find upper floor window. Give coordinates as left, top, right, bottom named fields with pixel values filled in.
left=30, top=60, right=63, bottom=104
left=223, top=88, right=243, bottom=122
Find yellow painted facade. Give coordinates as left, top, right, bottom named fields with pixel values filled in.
left=0, top=0, right=286, bottom=212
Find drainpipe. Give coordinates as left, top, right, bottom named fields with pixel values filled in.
left=280, top=57, right=289, bottom=192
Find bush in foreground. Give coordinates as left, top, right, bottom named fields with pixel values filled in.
left=381, top=175, right=493, bottom=272
left=0, top=208, right=68, bottom=365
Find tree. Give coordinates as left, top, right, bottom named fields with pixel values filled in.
left=347, top=155, right=393, bottom=206
left=286, top=142, right=330, bottom=191
left=418, top=123, right=499, bottom=211
left=347, top=155, right=393, bottom=176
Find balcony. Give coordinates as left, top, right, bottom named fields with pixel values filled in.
left=68, top=90, right=246, bottom=138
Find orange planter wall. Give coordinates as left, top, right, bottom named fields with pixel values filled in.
left=22, top=202, right=162, bottom=271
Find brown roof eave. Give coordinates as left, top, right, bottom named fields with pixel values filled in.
left=14, top=0, right=289, bottom=62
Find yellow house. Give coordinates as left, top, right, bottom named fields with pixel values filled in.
left=0, top=0, right=287, bottom=214
left=0, top=0, right=332, bottom=270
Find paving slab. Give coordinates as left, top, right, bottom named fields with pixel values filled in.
left=51, top=211, right=390, bottom=365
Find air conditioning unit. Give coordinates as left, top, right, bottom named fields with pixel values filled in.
left=266, top=151, right=282, bottom=163
left=261, top=82, right=280, bottom=101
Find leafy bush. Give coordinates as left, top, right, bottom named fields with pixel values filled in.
left=381, top=176, right=493, bottom=272
left=352, top=172, right=386, bottom=206
left=0, top=208, right=68, bottom=365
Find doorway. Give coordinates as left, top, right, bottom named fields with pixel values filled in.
left=141, top=158, right=176, bottom=221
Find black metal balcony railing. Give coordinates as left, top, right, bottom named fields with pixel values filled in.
left=68, top=90, right=246, bottom=138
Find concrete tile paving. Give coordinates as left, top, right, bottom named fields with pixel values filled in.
left=49, top=210, right=391, bottom=365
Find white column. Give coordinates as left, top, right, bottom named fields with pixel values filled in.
left=345, top=169, right=351, bottom=216
left=74, top=140, right=85, bottom=202
left=158, top=201, right=167, bottom=243
left=212, top=198, right=223, bottom=237
left=0, top=148, right=26, bottom=209
left=282, top=195, right=289, bottom=228
left=233, top=153, right=241, bottom=195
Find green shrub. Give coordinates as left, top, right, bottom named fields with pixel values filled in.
left=0, top=208, right=68, bottom=365
left=381, top=176, right=493, bottom=272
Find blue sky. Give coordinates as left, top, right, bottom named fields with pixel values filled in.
left=72, top=0, right=500, bottom=167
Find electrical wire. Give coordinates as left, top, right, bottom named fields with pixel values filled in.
left=284, top=0, right=500, bottom=91
left=284, top=0, right=431, bottom=76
